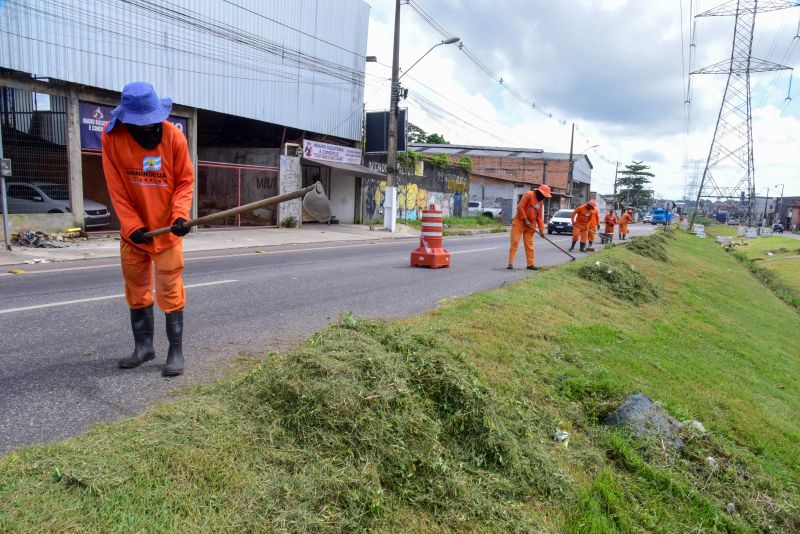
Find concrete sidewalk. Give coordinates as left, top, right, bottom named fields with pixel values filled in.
left=0, top=224, right=422, bottom=266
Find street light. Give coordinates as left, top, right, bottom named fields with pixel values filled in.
left=384, top=0, right=461, bottom=232
left=399, top=37, right=461, bottom=80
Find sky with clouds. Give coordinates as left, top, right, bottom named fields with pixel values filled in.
left=362, top=0, right=800, bottom=199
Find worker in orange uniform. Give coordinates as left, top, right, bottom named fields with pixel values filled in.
left=507, top=184, right=551, bottom=270
left=603, top=210, right=618, bottom=242
left=619, top=209, right=634, bottom=240
left=569, top=199, right=598, bottom=252
left=101, top=82, right=195, bottom=377
left=587, top=201, right=601, bottom=248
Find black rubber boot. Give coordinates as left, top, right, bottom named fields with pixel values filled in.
left=580, top=242, right=586, bottom=252
left=527, top=265, right=539, bottom=270
left=569, top=240, right=577, bottom=251
left=506, top=264, right=513, bottom=270
left=588, top=241, right=594, bottom=248
left=119, top=306, right=156, bottom=369
left=163, top=311, right=184, bottom=377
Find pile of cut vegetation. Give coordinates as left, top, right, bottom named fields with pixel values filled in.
left=626, top=231, right=670, bottom=262
left=226, top=316, right=569, bottom=530
left=576, top=258, right=660, bottom=303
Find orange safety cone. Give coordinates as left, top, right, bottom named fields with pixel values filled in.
left=411, top=205, right=450, bottom=268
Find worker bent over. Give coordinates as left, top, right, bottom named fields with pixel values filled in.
left=569, top=199, right=598, bottom=252
left=102, top=82, right=195, bottom=377
left=604, top=210, right=618, bottom=241
left=619, top=209, right=634, bottom=240
left=507, top=185, right=551, bottom=270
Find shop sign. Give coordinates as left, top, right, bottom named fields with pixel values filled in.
left=79, top=101, right=188, bottom=149
left=302, top=139, right=361, bottom=165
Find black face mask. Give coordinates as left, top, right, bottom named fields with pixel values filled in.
left=125, top=123, right=163, bottom=149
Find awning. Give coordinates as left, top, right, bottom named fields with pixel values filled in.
left=301, top=158, right=385, bottom=178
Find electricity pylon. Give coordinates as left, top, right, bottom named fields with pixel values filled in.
left=690, top=0, right=798, bottom=228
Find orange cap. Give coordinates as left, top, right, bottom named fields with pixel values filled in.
left=627, top=209, right=633, bottom=214
left=588, top=199, right=597, bottom=207
left=537, top=184, right=552, bottom=198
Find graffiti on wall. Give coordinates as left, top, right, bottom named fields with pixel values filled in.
left=362, top=154, right=470, bottom=223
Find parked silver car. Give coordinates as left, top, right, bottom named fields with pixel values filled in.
left=4, top=181, right=111, bottom=228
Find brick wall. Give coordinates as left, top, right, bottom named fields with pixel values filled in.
left=455, top=155, right=571, bottom=193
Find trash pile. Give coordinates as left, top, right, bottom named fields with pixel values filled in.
left=11, top=230, right=85, bottom=248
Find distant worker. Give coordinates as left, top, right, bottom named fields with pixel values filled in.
left=507, top=185, right=551, bottom=270
left=102, top=82, right=195, bottom=377
left=619, top=209, right=634, bottom=240
left=569, top=199, right=597, bottom=252
left=603, top=210, right=618, bottom=241
left=666, top=211, right=673, bottom=225
left=587, top=201, right=601, bottom=249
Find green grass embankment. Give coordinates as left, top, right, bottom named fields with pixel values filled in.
left=705, top=224, right=800, bottom=309
left=1, top=229, right=798, bottom=532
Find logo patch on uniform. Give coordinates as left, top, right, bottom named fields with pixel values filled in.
left=143, top=156, right=161, bottom=171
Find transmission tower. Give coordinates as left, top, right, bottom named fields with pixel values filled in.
left=690, top=0, right=799, bottom=228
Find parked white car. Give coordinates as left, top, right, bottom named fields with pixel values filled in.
left=5, top=181, right=112, bottom=228
left=468, top=201, right=503, bottom=219
left=547, top=209, right=574, bottom=235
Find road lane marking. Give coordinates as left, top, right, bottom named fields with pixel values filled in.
left=0, top=234, right=513, bottom=276
left=0, top=280, right=238, bottom=315
left=450, top=247, right=502, bottom=254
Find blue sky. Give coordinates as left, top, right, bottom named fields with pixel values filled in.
left=364, top=0, right=800, bottom=198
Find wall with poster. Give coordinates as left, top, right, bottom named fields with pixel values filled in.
left=361, top=154, right=468, bottom=224
left=79, top=101, right=187, bottom=149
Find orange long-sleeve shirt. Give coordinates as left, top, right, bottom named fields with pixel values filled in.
left=604, top=213, right=618, bottom=226
left=571, top=203, right=597, bottom=230
left=514, top=190, right=545, bottom=232
left=620, top=212, right=634, bottom=226
left=102, top=121, right=195, bottom=254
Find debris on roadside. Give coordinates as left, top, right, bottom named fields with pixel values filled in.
left=705, top=456, right=719, bottom=472
left=553, top=429, right=570, bottom=448
left=11, top=230, right=87, bottom=248
left=24, top=258, right=51, bottom=264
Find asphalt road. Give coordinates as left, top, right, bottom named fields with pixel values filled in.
left=0, top=226, right=653, bottom=453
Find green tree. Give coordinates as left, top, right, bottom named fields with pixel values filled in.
left=425, top=132, right=449, bottom=144
left=407, top=123, right=428, bottom=144
left=617, top=161, right=655, bottom=210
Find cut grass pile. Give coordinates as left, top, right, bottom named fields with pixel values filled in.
left=1, top=231, right=799, bottom=532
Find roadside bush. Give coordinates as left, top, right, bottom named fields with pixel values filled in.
left=576, top=259, right=660, bottom=304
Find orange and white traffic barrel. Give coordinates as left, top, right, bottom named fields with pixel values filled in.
left=410, top=204, right=450, bottom=268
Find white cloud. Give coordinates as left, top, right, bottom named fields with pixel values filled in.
left=364, top=0, right=800, bottom=197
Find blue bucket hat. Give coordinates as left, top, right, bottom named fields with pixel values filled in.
left=106, top=82, right=172, bottom=132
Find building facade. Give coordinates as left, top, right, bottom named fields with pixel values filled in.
left=1, top=0, right=376, bottom=235
left=409, top=143, right=592, bottom=223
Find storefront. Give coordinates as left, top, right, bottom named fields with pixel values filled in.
left=299, top=140, right=385, bottom=224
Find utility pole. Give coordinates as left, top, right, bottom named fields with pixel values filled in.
left=762, top=186, right=770, bottom=226
left=1, top=124, right=11, bottom=251
left=566, top=122, right=574, bottom=209
left=383, top=0, right=401, bottom=232
left=613, top=161, right=619, bottom=213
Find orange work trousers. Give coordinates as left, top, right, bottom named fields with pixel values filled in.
left=604, top=224, right=615, bottom=235
left=619, top=223, right=628, bottom=237
left=508, top=220, right=537, bottom=267
left=120, top=240, right=185, bottom=313
left=572, top=224, right=589, bottom=244
left=588, top=228, right=597, bottom=242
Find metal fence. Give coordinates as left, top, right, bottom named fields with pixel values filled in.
left=1, top=86, right=70, bottom=216
left=197, top=161, right=280, bottom=227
